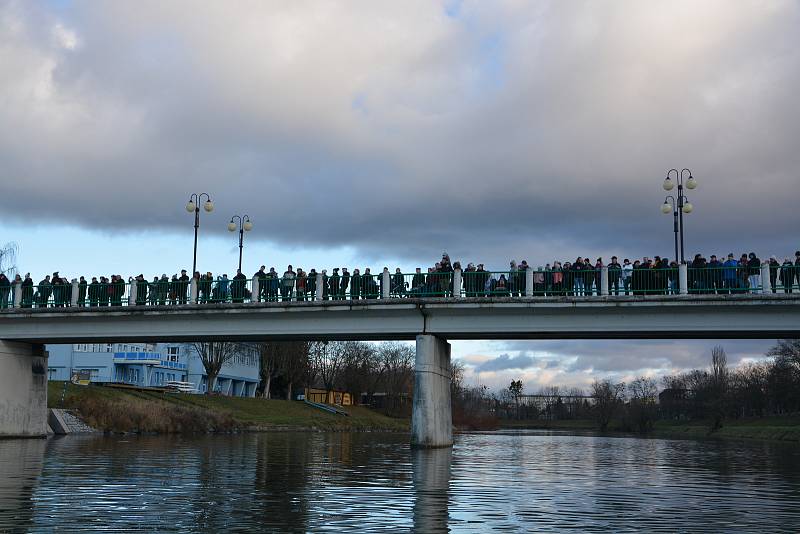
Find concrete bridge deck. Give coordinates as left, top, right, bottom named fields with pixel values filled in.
left=1, top=294, right=798, bottom=343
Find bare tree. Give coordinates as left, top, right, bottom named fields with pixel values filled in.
left=377, top=342, right=414, bottom=411
left=338, top=341, right=379, bottom=404
left=193, top=342, right=239, bottom=394
left=628, top=376, right=658, bottom=432
left=256, top=342, right=282, bottom=399
left=310, top=341, right=347, bottom=392
left=537, top=385, right=561, bottom=418
left=274, top=341, right=310, bottom=400
left=591, top=379, right=625, bottom=431
left=508, top=379, right=523, bottom=419
left=0, top=242, right=17, bottom=278
left=710, top=345, right=728, bottom=430
left=768, top=339, right=800, bottom=369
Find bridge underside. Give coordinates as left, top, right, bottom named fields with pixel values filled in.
left=0, top=295, right=798, bottom=343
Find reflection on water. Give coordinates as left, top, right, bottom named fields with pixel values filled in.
left=0, top=431, right=799, bottom=532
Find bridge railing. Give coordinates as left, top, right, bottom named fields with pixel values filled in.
left=5, top=264, right=800, bottom=311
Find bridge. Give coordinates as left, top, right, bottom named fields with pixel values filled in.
left=2, top=264, right=799, bottom=446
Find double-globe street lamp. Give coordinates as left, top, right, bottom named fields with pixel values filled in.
left=186, top=193, right=214, bottom=275
left=228, top=215, right=253, bottom=271
left=661, top=169, right=696, bottom=264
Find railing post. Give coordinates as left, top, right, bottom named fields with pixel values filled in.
left=13, top=283, right=21, bottom=308
left=128, top=280, right=137, bottom=306
left=382, top=268, right=391, bottom=299
left=70, top=279, right=79, bottom=306
left=600, top=266, right=609, bottom=296
left=525, top=268, right=534, bottom=297
left=252, top=277, right=260, bottom=302
left=315, top=272, right=324, bottom=301
left=761, top=262, right=771, bottom=294
left=453, top=268, right=462, bottom=298
left=679, top=264, right=688, bottom=295
left=189, top=278, right=198, bottom=304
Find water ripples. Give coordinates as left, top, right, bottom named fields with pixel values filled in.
left=0, top=430, right=799, bottom=532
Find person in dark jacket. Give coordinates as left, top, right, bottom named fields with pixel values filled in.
left=177, top=270, right=190, bottom=304
left=135, top=275, right=148, bottom=306
left=77, top=276, right=87, bottom=307
left=307, top=269, right=318, bottom=299
left=255, top=266, right=267, bottom=302
left=392, top=268, right=406, bottom=297
left=266, top=268, right=279, bottom=302
left=364, top=268, right=378, bottom=299
left=768, top=257, right=780, bottom=293
left=148, top=276, right=159, bottom=305
left=747, top=253, right=761, bottom=293
left=113, top=275, right=126, bottom=306
left=781, top=258, right=794, bottom=293
left=349, top=269, right=361, bottom=300
left=37, top=275, right=52, bottom=308
left=87, top=277, right=100, bottom=307
left=571, top=258, right=585, bottom=296
left=0, top=273, right=10, bottom=308
left=608, top=257, right=621, bottom=295
left=329, top=268, right=340, bottom=300
left=199, top=272, right=213, bottom=303
left=795, top=251, right=800, bottom=291
left=231, top=269, right=247, bottom=303
left=157, top=275, right=169, bottom=305
left=340, top=268, right=350, bottom=299
left=51, top=272, right=65, bottom=307
left=21, top=274, right=33, bottom=308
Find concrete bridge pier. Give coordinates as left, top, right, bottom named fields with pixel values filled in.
left=0, top=341, right=48, bottom=438
left=411, top=335, right=453, bottom=448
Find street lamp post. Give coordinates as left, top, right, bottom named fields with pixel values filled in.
left=227, top=215, right=253, bottom=271
left=186, top=193, right=214, bottom=275
left=661, top=169, right=696, bottom=263
left=661, top=196, right=679, bottom=264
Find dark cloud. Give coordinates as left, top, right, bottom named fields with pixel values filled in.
left=476, top=353, right=535, bottom=372
left=1, top=2, right=799, bottom=269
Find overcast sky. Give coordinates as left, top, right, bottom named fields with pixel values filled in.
left=1, top=1, right=796, bottom=391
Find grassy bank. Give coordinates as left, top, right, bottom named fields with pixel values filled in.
left=499, top=417, right=800, bottom=442
left=653, top=417, right=800, bottom=442
left=48, top=382, right=409, bottom=435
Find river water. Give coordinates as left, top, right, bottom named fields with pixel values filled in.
left=1, top=430, right=799, bottom=532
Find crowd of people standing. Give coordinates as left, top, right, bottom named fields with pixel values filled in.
left=1, top=251, right=798, bottom=309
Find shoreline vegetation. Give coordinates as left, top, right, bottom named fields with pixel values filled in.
left=48, top=382, right=409, bottom=434
left=498, top=417, right=800, bottom=443
left=49, top=382, right=799, bottom=443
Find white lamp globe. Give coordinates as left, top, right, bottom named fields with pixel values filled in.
left=243, top=220, right=253, bottom=232
left=682, top=202, right=693, bottom=214
left=227, top=222, right=236, bottom=232
left=686, top=176, right=697, bottom=189
left=663, top=178, right=674, bottom=191
left=204, top=200, right=214, bottom=213
left=186, top=201, right=196, bottom=213
left=661, top=202, right=672, bottom=214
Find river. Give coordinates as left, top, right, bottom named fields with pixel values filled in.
left=1, top=431, right=798, bottom=532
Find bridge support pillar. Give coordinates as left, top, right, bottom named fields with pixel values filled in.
left=0, top=341, right=48, bottom=438
left=412, top=335, right=452, bottom=448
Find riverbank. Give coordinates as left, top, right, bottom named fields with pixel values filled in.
left=499, top=417, right=800, bottom=442
left=48, top=382, right=409, bottom=434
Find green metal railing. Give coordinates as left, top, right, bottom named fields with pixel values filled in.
left=6, top=264, right=800, bottom=310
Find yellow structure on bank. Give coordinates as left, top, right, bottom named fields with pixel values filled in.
left=304, top=388, right=352, bottom=406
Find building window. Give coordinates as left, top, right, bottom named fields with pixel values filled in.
left=167, top=346, right=180, bottom=362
